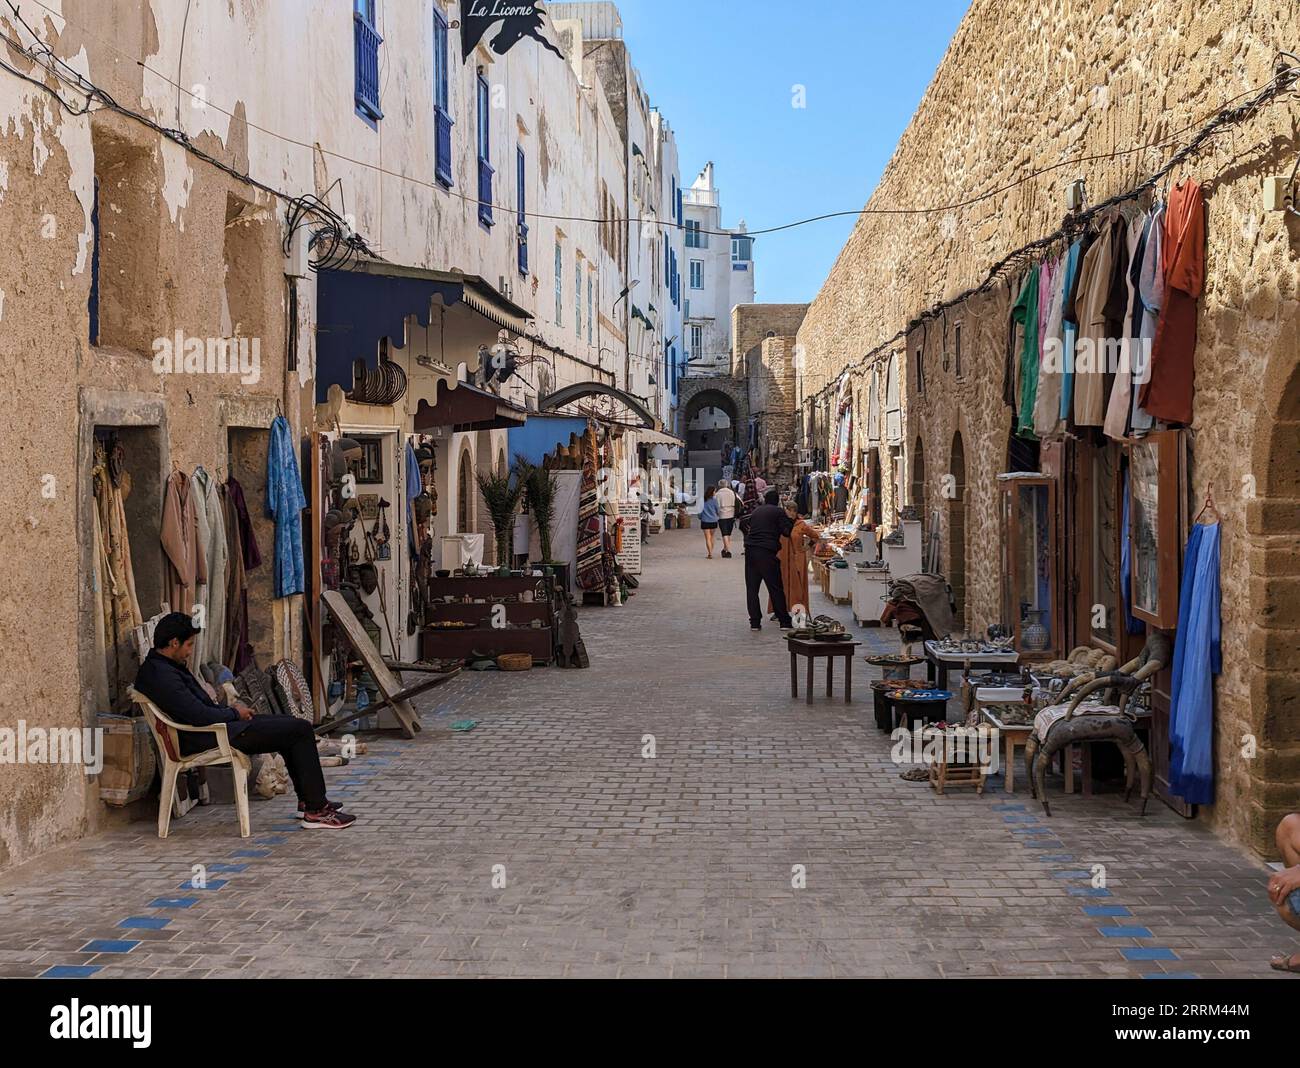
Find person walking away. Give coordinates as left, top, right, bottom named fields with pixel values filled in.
left=715, top=478, right=738, bottom=558
left=741, top=488, right=794, bottom=630
left=699, top=486, right=720, bottom=558
left=769, top=498, right=817, bottom=621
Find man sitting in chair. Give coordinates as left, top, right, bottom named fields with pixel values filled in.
left=135, top=612, right=355, bottom=829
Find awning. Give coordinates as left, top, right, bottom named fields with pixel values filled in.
left=508, top=414, right=589, bottom=469
left=315, top=261, right=534, bottom=402
left=413, top=378, right=528, bottom=433
left=633, top=428, right=685, bottom=448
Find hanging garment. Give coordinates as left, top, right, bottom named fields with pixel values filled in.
left=1004, top=272, right=1030, bottom=412
left=405, top=440, right=423, bottom=557
left=1103, top=211, right=1150, bottom=439
left=266, top=415, right=307, bottom=598
left=1033, top=252, right=1067, bottom=437
left=219, top=481, right=246, bottom=672
left=1059, top=232, right=1094, bottom=423
left=1168, top=520, right=1220, bottom=805
left=192, top=466, right=229, bottom=669
left=1073, top=217, right=1118, bottom=426
left=1130, top=202, right=1165, bottom=432
left=161, top=468, right=207, bottom=615
left=1139, top=179, right=1204, bottom=425
left=1010, top=267, right=1040, bottom=437
left=93, top=443, right=143, bottom=696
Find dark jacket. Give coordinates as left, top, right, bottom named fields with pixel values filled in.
left=743, top=504, right=794, bottom=553
left=134, top=650, right=248, bottom=755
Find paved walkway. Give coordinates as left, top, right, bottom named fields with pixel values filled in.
left=0, top=531, right=1285, bottom=978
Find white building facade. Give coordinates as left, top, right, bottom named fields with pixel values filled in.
left=682, top=162, right=756, bottom=377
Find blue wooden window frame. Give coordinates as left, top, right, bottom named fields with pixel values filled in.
left=516, top=147, right=528, bottom=274
left=433, top=7, right=452, bottom=187
left=354, top=0, right=383, bottom=124
left=476, top=73, right=493, bottom=227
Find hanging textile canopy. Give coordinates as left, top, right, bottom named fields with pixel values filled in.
left=412, top=379, right=528, bottom=433
left=315, top=261, right=532, bottom=402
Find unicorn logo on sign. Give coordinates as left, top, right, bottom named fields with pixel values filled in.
left=462, top=1, right=564, bottom=61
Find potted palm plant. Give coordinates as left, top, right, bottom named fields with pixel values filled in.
left=516, top=453, right=559, bottom=565
left=476, top=465, right=525, bottom=573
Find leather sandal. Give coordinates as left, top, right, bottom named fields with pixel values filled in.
left=1269, top=952, right=1300, bottom=973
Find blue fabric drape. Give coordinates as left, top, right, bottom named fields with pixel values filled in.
left=1168, top=521, right=1221, bottom=806
left=405, top=440, right=423, bottom=558
left=266, top=415, right=306, bottom=598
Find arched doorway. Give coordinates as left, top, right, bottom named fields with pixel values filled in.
left=684, top=388, right=742, bottom=480
left=457, top=447, right=474, bottom=533
left=949, top=431, right=967, bottom=631
left=1248, top=319, right=1300, bottom=853
left=911, top=436, right=927, bottom=508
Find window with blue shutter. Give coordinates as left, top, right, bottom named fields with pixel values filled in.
left=516, top=147, right=528, bottom=274
left=354, top=0, right=383, bottom=123
left=574, top=254, right=582, bottom=336
left=476, top=73, right=493, bottom=227
left=554, top=238, right=563, bottom=326
left=433, top=7, right=452, bottom=186
left=586, top=273, right=593, bottom=344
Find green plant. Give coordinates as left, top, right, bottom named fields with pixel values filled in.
left=476, top=466, right=525, bottom=568
left=515, top=453, right=559, bottom=563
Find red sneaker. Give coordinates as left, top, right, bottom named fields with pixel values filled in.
left=301, top=807, right=357, bottom=829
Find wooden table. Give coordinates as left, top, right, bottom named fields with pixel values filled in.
left=923, top=641, right=1021, bottom=689
left=787, top=637, right=860, bottom=705
left=979, top=703, right=1035, bottom=794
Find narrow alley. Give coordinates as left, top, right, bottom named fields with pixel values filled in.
left=0, top=530, right=1277, bottom=979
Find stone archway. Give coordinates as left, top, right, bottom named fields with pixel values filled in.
left=679, top=377, right=751, bottom=476
left=1246, top=316, right=1300, bottom=854
left=679, top=377, right=750, bottom=439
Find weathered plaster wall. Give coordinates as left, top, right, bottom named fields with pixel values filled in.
left=794, top=0, right=1300, bottom=852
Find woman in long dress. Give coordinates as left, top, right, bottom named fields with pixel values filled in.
left=770, top=500, right=818, bottom=620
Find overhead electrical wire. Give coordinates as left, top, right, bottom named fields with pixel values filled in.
left=6, top=0, right=1297, bottom=246
left=800, top=53, right=1300, bottom=406
left=2, top=0, right=1296, bottom=342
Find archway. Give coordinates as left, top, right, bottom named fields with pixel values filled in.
left=456, top=446, right=474, bottom=533
left=683, top=388, right=741, bottom=465
left=949, top=431, right=967, bottom=631
left=911, top=434, right=927, bottom=514
left=1247, top=317, right=1300, bottom=854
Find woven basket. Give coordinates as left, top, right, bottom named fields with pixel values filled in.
left=497, top=653, right=532, bottom=672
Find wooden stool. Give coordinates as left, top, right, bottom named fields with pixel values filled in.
left=787, top=637, right=861, bottom=704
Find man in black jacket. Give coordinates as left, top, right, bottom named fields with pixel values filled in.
left=134, top=613, right=355, bottom=829
left=741, top=488, right=794, bottom=631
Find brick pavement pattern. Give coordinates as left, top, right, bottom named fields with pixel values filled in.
left=0, top=531, right=1285, bottom=978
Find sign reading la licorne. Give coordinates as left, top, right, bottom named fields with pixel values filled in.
left=462, top=0, right=564, bottom=62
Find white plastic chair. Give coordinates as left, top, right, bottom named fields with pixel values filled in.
left=127, top=687, right=252, bottom=838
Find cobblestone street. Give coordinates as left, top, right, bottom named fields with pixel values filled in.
left=0, top=531, right=1283, bottom=979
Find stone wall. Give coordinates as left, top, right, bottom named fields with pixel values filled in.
left=732, top=303, right=809, bottom=376
left=794, top=0, right=1300, bottom=854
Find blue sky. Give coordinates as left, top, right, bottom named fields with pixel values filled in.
left=614, top=0, right=972, bottom=304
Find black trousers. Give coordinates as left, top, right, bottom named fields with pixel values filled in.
left=231, top=716, right=328, bottom=811
left=745, top=547, right=792, bottom=628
